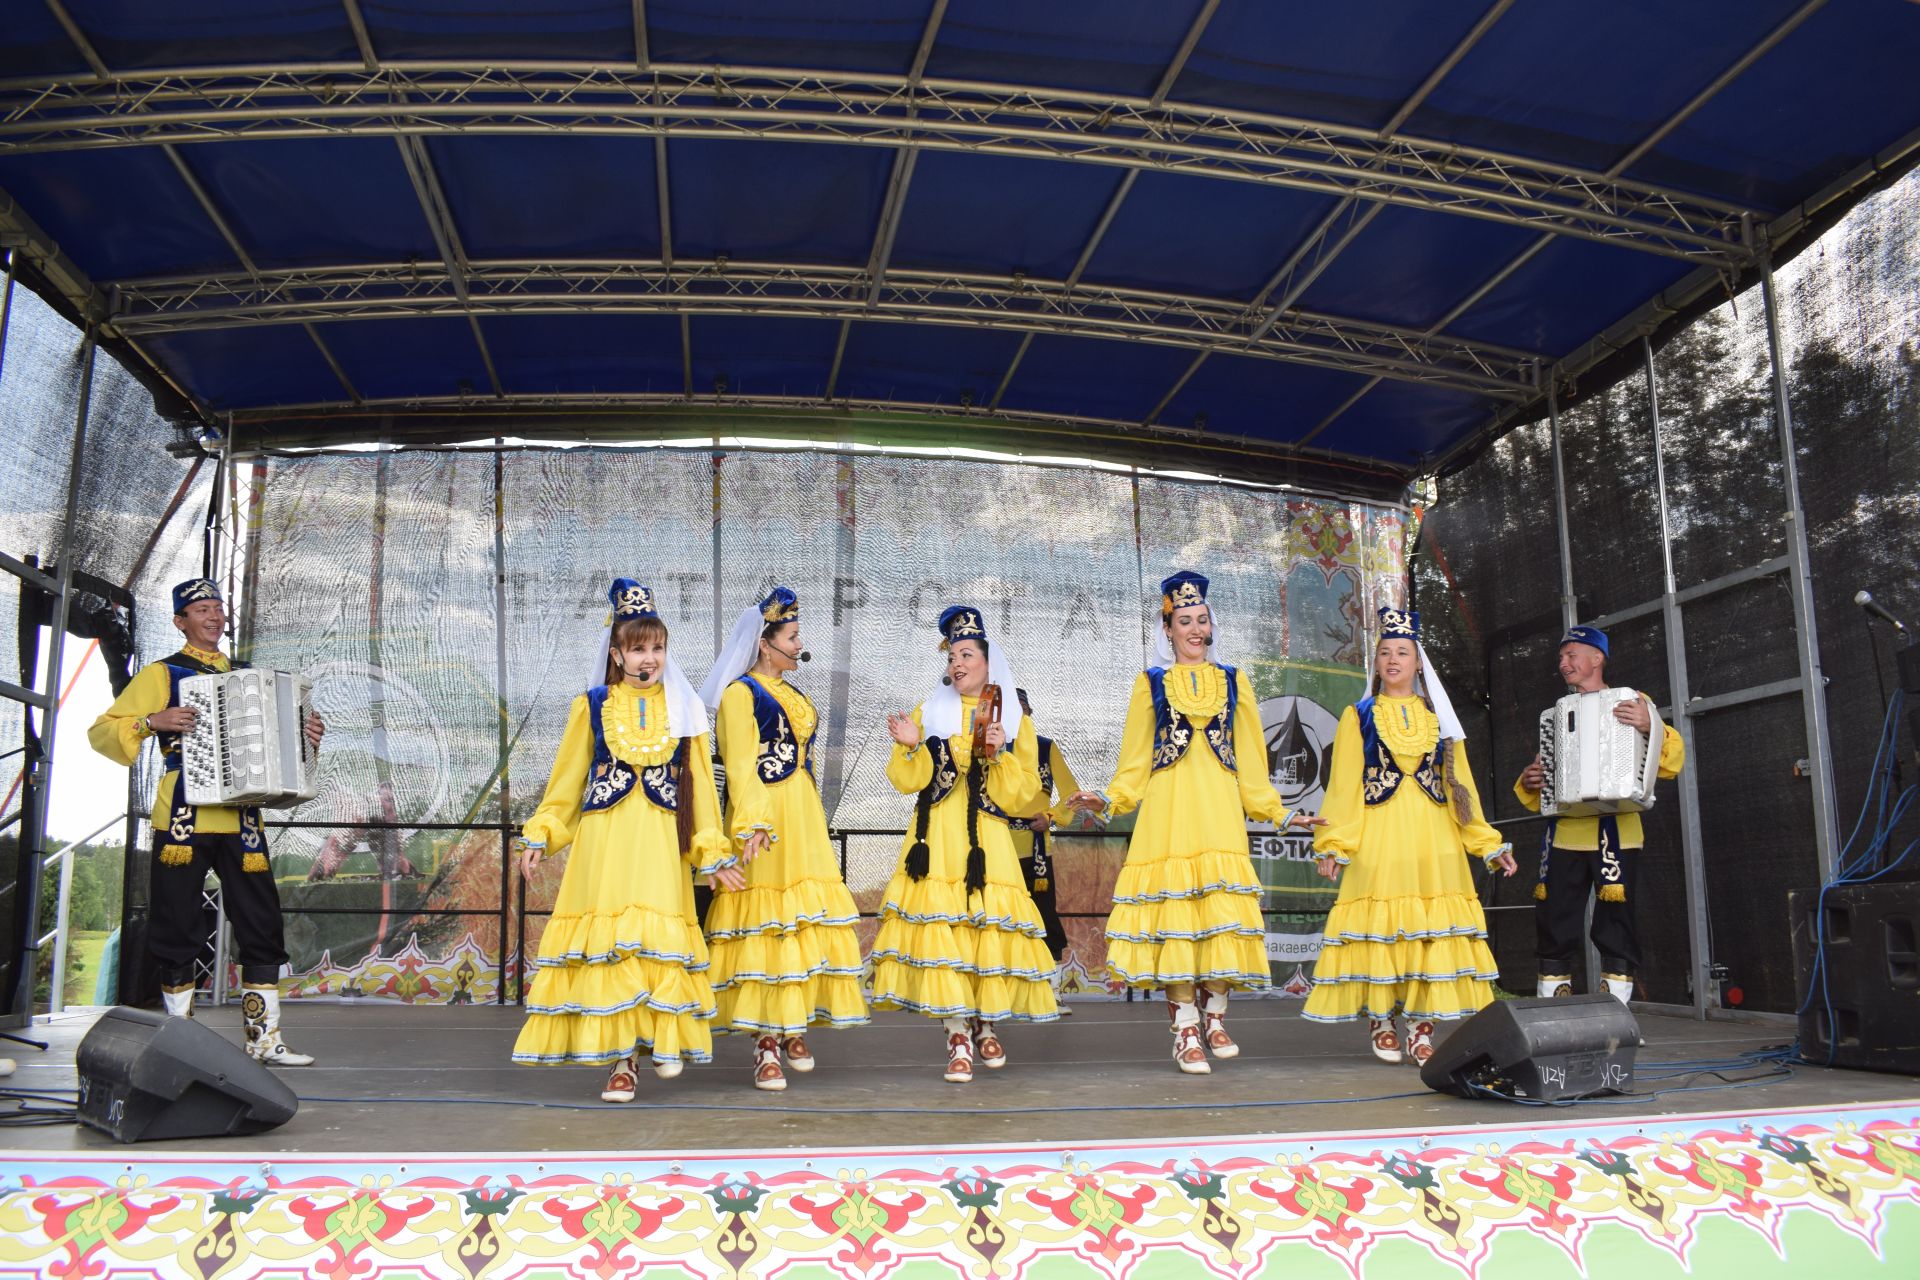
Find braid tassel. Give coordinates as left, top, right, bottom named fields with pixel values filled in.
left=964, top=758, right=987, bottom=897
left=906, top=779, right=934, bottom=881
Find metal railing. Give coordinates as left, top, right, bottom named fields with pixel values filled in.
left=36, top=810, right=124, bottom=1014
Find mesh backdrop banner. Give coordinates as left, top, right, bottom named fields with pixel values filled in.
left=227, top=450, right=1407, bottom=1004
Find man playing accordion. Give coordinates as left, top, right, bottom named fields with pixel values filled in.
left=1514, top=625, right=1685, bottom=1004
left=89, top=577, right=324, bottom=1065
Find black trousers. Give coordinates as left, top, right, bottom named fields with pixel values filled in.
left=1534, top=838, right=1641, bottom=977
left=148, top=832, right=289, bottom=984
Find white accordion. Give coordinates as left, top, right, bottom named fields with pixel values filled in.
left=179, top=669, right=318, bottom=809
left=1536, top=688, right=1663, bottom=817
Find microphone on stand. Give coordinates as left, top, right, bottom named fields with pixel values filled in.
left=1854, top=590, right=1907, bottom=634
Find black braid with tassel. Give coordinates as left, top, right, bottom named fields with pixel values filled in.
left=905, top=761, right=935, bottom=881
left=964, top=757, right=987, bottom=897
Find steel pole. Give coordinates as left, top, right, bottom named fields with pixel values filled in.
left=1644, top=335, right=1714, bottom=1017
left=1760, top=257, right=1840, bottom=883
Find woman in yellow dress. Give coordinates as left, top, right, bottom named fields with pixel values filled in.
left=1303, top=607, right=1517, bottom=1065
left=1072, top=570, right=1320, bottom=1075
left=699, top=587, right=868, bottom=1091
left=872, top=605, right=1059, bottom=1083
left=512, top=579, right=740, bottom=1101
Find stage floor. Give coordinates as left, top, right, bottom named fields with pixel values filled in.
left=5, top=1003, right=1918, bottom=1279
left=7, top=999, right=1916, bottom=1154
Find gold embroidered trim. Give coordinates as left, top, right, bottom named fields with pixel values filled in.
left=1164, top=662, right=1228, bottom=719
left=603, top=686, right=678, bottom=766
left=180, top=643, right=229, bottom=669
left=1533, top=882, right=1548, bottom=901
left=1373, top=696, right=1438, bottom=757
left=242, top=851, right=270, bottom=873
left=1597, top=884, right=1627, bottom=903
left=160, top=844, right=194, bottom=866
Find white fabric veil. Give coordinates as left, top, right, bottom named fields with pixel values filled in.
left=700, top=601, right=764, bottom=710
left=1149, top=605, right=1226, bottom=669
left=922, top=640, right=1025, bottom=745
left=1363, top=639, right=1466, bottom=743
left=592, top=622, right=711, bottom=739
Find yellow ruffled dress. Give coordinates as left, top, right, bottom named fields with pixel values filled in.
left=706, top=675, right=869, bottom=1035
left=1104, top=663, right=1290, bottom=989
left=1303, top=696, right=1505, bottom=1023
left=512, top=682, right=734, bottom=1067
left=869, top=700, right=1060, bottom=1022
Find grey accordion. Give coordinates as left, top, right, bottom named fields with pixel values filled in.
left=1536, top=688, right=1662, bottom=818
left=178, top=669, right=318, bottom=809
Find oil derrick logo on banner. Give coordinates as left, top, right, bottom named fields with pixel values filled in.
left=1254, top=695, right=1341, bottom=980
left=1257, top=696, right=1338, bottom=820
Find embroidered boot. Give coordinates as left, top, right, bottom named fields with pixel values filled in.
left=1406, top=1020, right=1438, bottom=1066
left=1168, top=999, right=1211, bottom=1075
left=942, top=1018, right=974, bottom=1083
left=1537, top=974, right=1574, bottom=999
left=1602, top=973, right=1634, bottom=1004
left=782, top=1034, right=814, bottom=1073
left=1200, top=987, right=1238, bottom=1059
left=969, top=1017, right=1007, bottom=1069
left=242, top=985, right=314, bottom=1066
left=752, top=1034, right=788, bottom=1092
left=601, top=1055, right=639, bottom=1103
left=161, top=982, right=196, bottom=1019
left=1368, top=1016, right=1404, bottom=1064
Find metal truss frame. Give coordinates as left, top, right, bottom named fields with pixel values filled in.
left=219, top=390, right=1413, bottom=496
left=106, top=258, right=1542, bottom=398
left=0, top=63, right=1756, bottom=267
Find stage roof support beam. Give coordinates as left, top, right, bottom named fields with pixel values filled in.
left=106, top=259, right=1544, bottom=399
left=0, top=65, right=1756, bottom=268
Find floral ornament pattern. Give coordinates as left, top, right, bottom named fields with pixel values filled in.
left=0, top=1107, right=1912, bottom=1280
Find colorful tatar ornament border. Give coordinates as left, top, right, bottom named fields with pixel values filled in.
left=0, top=1103, right=1912, bottom=1280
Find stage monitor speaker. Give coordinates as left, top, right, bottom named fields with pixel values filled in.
left=1790, top=880, right=1920, bottom=1075
left=76, top=1007, right=298, bottom=1143
left=1420, top=995, right=1640, bottom=1101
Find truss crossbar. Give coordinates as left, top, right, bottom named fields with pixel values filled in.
left=0, top=66, right=1754, bottom=265
left=108, top=260, right=1541, bottom=397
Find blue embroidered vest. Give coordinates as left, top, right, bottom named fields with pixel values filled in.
left=919, top=734, right=1018, bottom=821
left=737, top=674, right=815, bottom=783
left=1356, top=695, right=1446, bottom=807
left=581, top=685, right=686, bottom=814
left=1006, top=735, right=1055, bottom=832
left=1146, top=665, right=1238, bottom=774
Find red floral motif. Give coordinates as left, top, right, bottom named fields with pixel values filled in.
left=539, top=1185, right=686, bottom=1280
left=1026, top=1174, right=1157, bottom=1266
left=1833, top=1124, right=1920, bottom=1180
left=1457, top=1156, right=1581, bottom=1235
left=284, top=1188, right=438, bottom=1280
left=1652, top=1145, right=1773, bottom=1219
left=30, top=1187, right=183, bottom=1280
left=788, top=1180, right=928, bottom=1276
left=1290, top=502, right=1357, bottom=578
left=1245, top=1169, right=1376, bottom=1251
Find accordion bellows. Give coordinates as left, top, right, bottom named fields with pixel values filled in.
left=1537, top=688, right=1662, bottom=817
left=179, top=670, right=318, bottom=809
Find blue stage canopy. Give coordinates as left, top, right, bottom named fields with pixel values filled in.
left=1, top=0, right=1916, bottom=488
